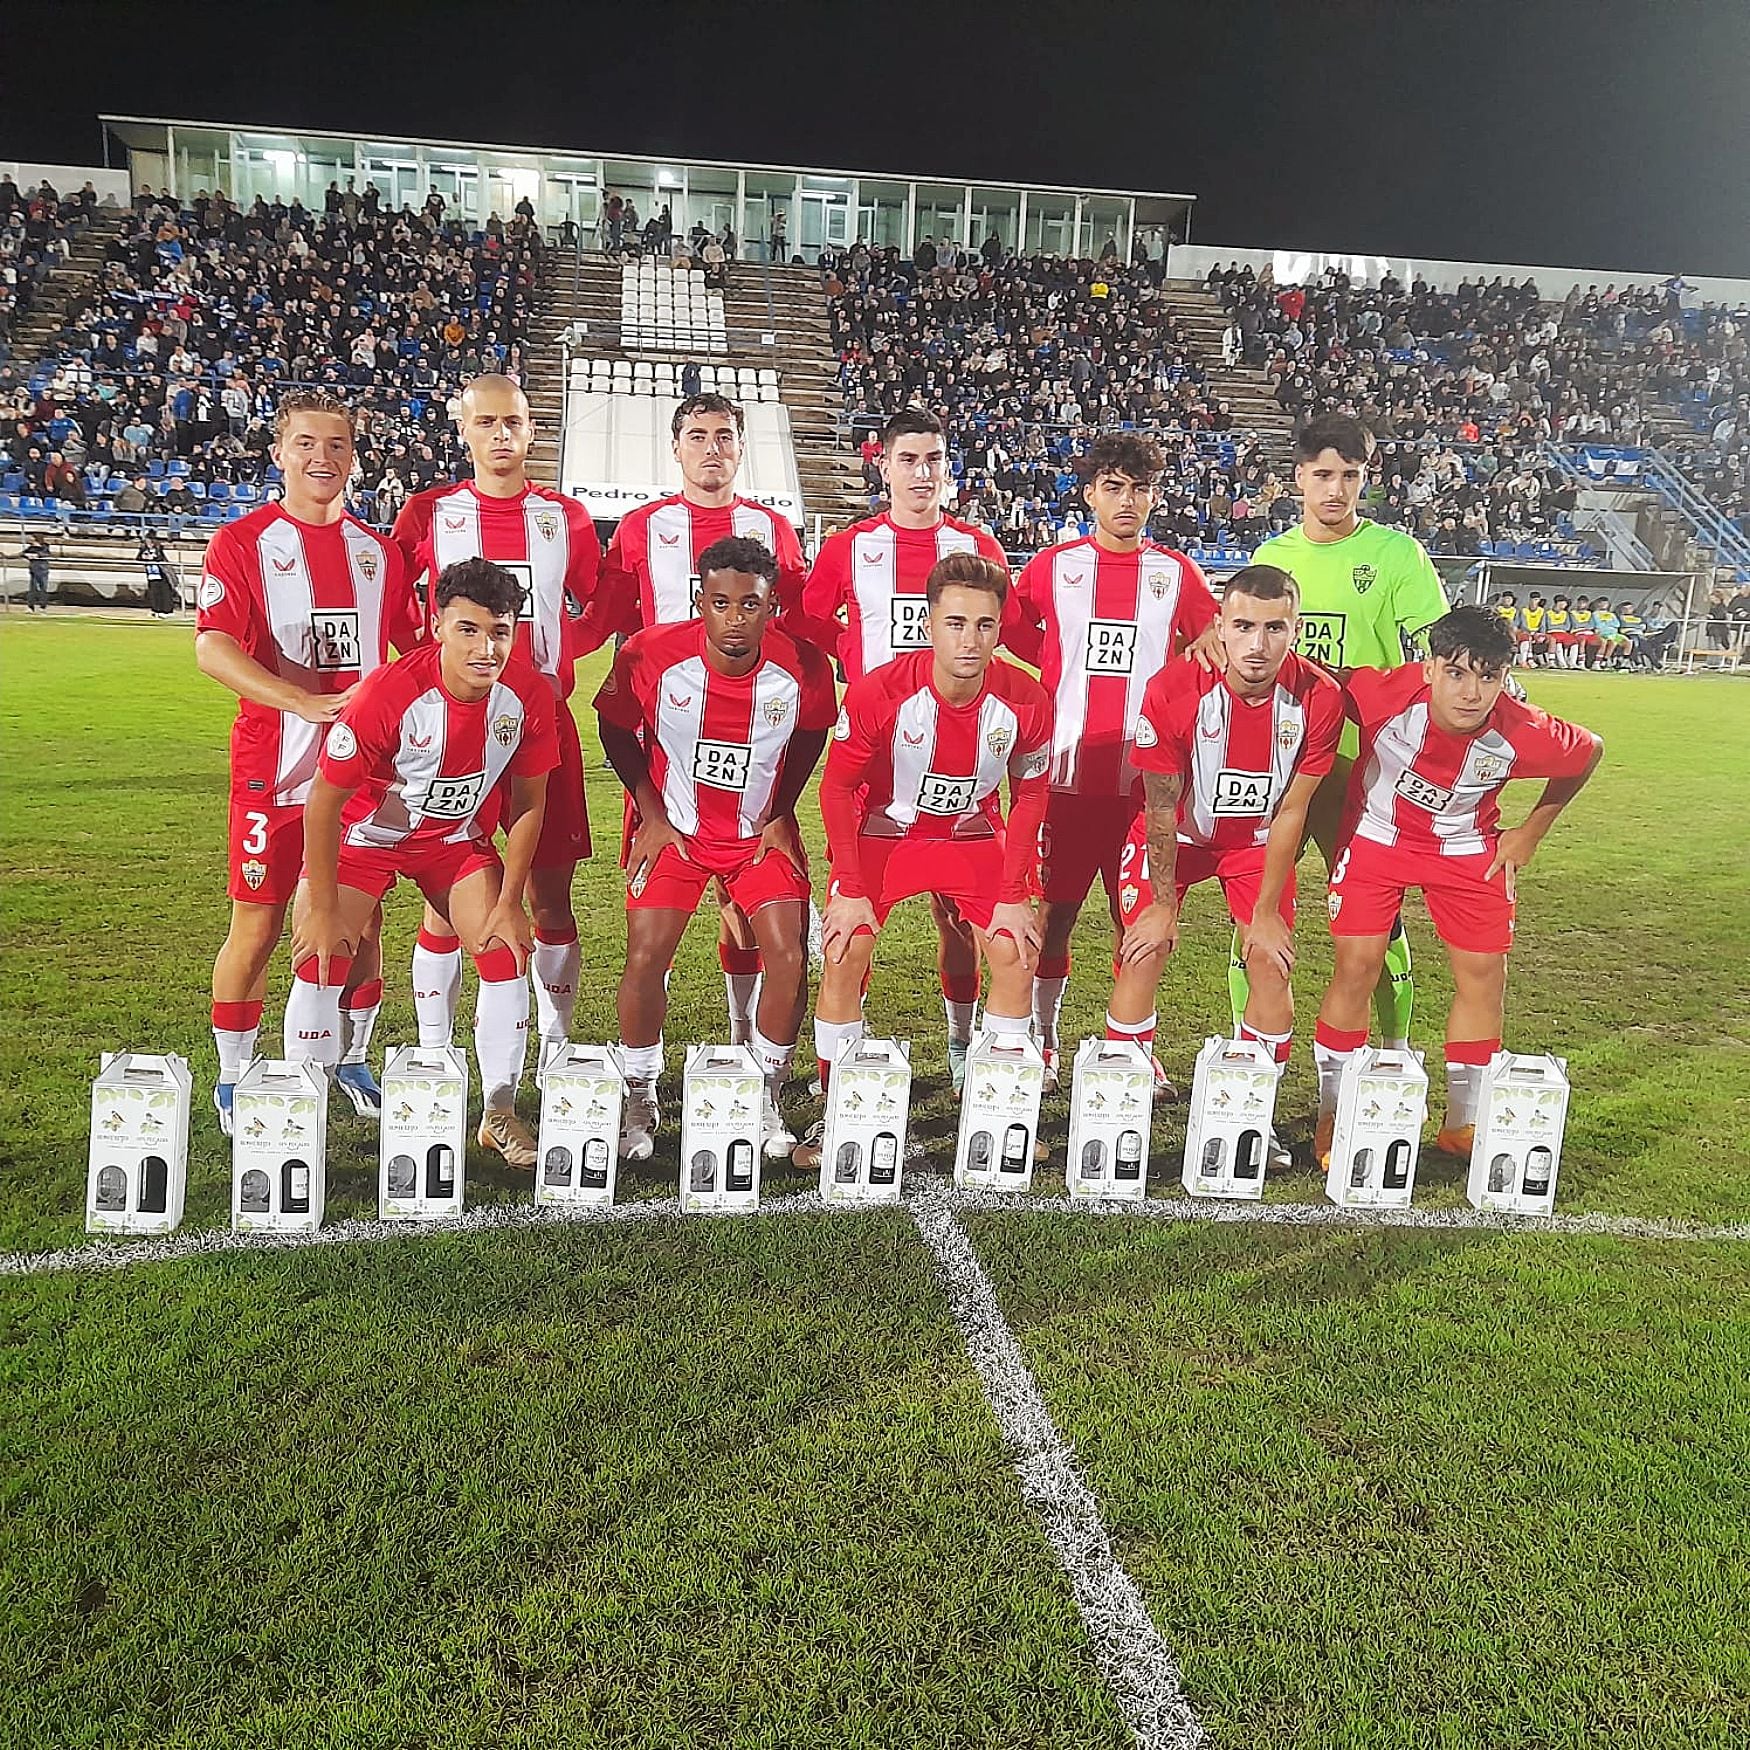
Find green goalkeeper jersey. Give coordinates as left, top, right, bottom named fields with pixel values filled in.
left=1251, top=519, right=1449, bottom=671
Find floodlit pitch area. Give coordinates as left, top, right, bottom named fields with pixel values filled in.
left=3, top=617, right=1749, bottom=1747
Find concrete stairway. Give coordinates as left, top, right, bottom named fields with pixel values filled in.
left=10, top=212, right=134, bottom=359
left=1160, top=281, right=1295, bottom=461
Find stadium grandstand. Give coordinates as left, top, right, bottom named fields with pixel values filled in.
left=3, top=121, right=1749, bottom=664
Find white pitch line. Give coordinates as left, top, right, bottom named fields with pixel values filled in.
left=945, top=1186, right=1750, bottom=1244
left=908, top=1182, right=1206, bottom=1749
left=0, top=1190, right=832, bottom=1279
left=8, top=1180, right=1746, bottom=1280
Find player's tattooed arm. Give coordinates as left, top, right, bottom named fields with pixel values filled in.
left=1120, top=770, right=1183, bottom=965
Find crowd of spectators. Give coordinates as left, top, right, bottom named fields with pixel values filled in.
left=1, top=182, right=541, bottom=533
left=1, top=175, right=118, bottom=360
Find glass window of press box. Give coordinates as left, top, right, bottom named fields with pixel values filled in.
left=101, top=120, right=1194, bottom=261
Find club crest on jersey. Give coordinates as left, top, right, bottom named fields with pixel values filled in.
left=1134, top=717, right=1159, bottom=749
left=356, top=548, right=379, bottom=582
left=987, top=727, right=1014, bottom=758
left=443, top=515, right=467, bottom=531
left=1146, top=571, right=1170, bottom=598
left=1328, top=891, right=1344, bottom=920
left=535, top=511, right=559, bottom=543
left=1120, top=883, right=1139, bottom=914
left=1352, top=564, right=1377, bottom=595
left=491, top=713, right=519, bottom=748
left=763, top=696, right=790, bottom=726
left=1277, top=721, right=1301, bottom=749
left=241, top=858, right=267, bottom=891
left=197, top=573, right=225, bottom=609
left=1474, top=753, right=1508, bottom=783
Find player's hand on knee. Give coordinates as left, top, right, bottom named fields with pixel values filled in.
left=626, top=813, right=683, bottom=896
left=292, top=904, right=354, bottom=988
left=482, top=900, right=535, bottom=975
left=986, top=901, right=1043, bottom=973
left=1241, top=912, right=1295, bottom=981
left=821, top=893, right=879, bottom=962
left=1120, top=901, right=1178, bottom=967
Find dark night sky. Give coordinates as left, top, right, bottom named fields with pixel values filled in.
left=8, top=0, right=1749, bottom=277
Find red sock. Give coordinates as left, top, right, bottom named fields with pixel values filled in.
left=940, top=971, right=980, bottom=1005
left=1036, top=953, right=1071, bottom=982
left=345, top=978, right=383, bottom=1012
left=1239, top=1022, right=1293, bottom=1066
left=472, top=944, right=519, bottom=982
left=1106, top=1010, right=1156, bottom=1048
left=295, top=955, right=353, bottom=988
left=212, top=999, right=263, bottom=1031
left=416, top=925, right=457, bottom=954
left=719, top=943, right=762, bottom=976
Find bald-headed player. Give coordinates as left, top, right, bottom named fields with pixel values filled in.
left=393, top=376, right=603, bottom=1066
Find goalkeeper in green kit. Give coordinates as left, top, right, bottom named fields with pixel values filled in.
left=1247, top=413, right=1449, bottom=1050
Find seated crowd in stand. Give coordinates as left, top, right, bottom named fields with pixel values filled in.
left=0, top=185, right=540, bottom=531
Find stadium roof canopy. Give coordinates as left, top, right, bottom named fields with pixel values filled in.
left=101, top=115, right=1198, bottom=261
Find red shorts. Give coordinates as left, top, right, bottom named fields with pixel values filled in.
left=1548, top=632, right=1576, bottom=648
left=332, top=835, right=503, bottom=905
left=1328, top=833, right=1514, bottom=954
left=228, top=796, right=303, bottom=904
left=629, top=838, right=810, bottom=914
left=836, top=833, right=1007, bottom=932
left=1038, top=790, right=1135, bottom=909
left=1114, top=813, right=1294, bottom=931
left=533, top=699, right=591, bottom=869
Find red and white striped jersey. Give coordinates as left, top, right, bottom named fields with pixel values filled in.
left=825, top=650, right=1052, bottom=842
left=197, top=503, right=416, bottom=807
left=593, top=620, right=837, bottom=848
left=319, top=642, right=558, bottom=851
left=1010, top=537, right=1218, bottom=795
left=393, top=481, right=601, bottom=692
left=800, top=512, right=1015, bottom=681
left=1342, top=664, right=1596, bottom=857
left=1133, top=653, right=1344, bottom=853
left=588, top=493, right=806, bottom=636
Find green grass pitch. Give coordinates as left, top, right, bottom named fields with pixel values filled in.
left=2, top=616, right=1747, bottom=1746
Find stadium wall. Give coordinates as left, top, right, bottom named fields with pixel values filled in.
left=1168, top=244, right=1750, bottom=306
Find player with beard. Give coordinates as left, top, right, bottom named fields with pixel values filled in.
left=580, top=393, right=809, bottom=1048
left=799, top=408, right=1019, bottom=1090
left=594, top=538, right=835, bottom=1161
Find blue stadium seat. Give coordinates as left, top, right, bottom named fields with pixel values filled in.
left=147, top=460, right=166, bottom=478
left=208, top=482, right=230, bottom=502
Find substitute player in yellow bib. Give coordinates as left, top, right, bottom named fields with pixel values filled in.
left=1249, top=413, right=1449, bottom=1051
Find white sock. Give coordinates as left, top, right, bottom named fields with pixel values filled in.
left=212, top=1022, right=258, bottom=1083
left=1031, top=973, right=1069, bottom=1050
left=815, top=1016, right=865, bottom=1085
left=1314, top=1040, right=1359, bottom=1117
left=531, top=933, right=581, bottom=1046
left=982, top=1009, right=1031, bottom=1040
left=750, top=1026, right=796, bottom=1087
left=412, top=936, right=462, bottom=1049
left=285, top=977, right=343, bottom=1071
left=619, top=1040, right=663, bottom=1086
left=340, top=996, right=380, bottom=1065
left=725, top=972, right=761, bottom=1045
left=474, top=975, right=529, bottom=1110
left=1445, top=1061, right=1486, bottom=1130
left=943, top=999, right=978, bottom=1046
